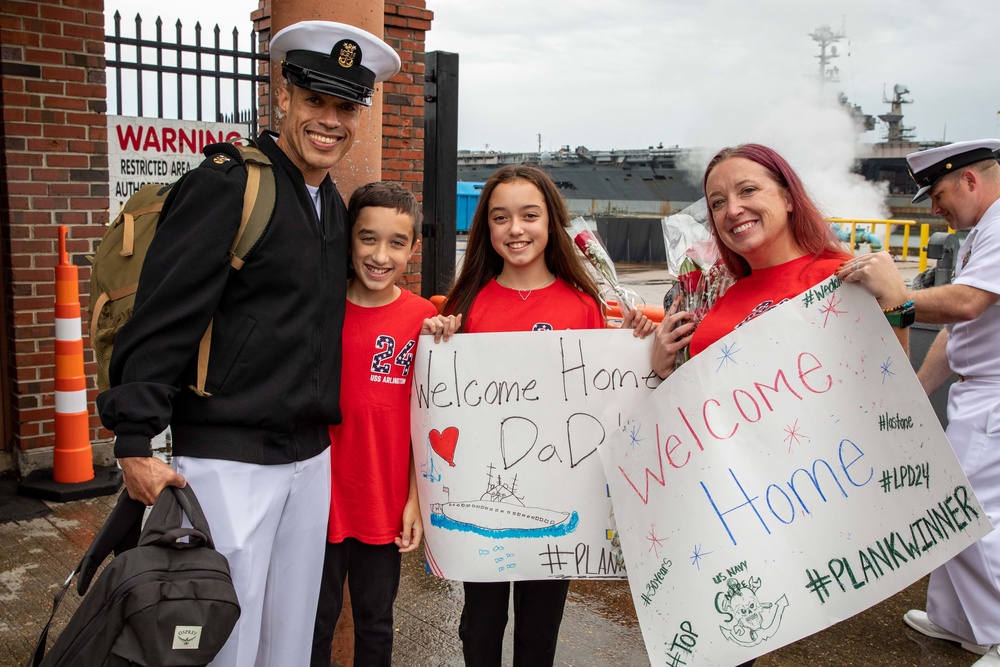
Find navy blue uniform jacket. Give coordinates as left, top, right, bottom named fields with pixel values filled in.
left=98, top=131, right=346, bottom=464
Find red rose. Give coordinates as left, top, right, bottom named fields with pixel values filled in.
left=677, top=269, right=703, bottom=293
left=574, top=231, right=594, bottom=254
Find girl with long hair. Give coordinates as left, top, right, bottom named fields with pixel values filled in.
left=444, top=164, right=652, bottom=666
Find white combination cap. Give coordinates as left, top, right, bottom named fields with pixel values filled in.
left=270, top=20, right=401, bottom=107
left=906, top=139, right=1000, bottom=203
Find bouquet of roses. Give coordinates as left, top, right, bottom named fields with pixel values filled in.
left=666, top=242, right=734, bottom=322
left=661, top=201, right=735, bottom=366
left=567, top=217, right=636, bottom=315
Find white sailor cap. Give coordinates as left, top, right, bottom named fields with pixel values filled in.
left=907, top=138, right=1000, bottom=203
left=269, top=21, right=401, bottom=107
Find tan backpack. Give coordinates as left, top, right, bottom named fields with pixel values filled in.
left=89, top=139, right=275, bottom=395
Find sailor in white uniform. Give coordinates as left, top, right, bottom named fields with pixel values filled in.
left=899, top=139, right=1000, bottom=666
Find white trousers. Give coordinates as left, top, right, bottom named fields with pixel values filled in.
left=174, top=449, right=331, bottom=667
left=927, top=378, right=1000, bottom=645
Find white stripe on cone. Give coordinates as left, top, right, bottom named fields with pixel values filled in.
left=55, top=389, right=88, bottom=414
left=55, top=317, right=82, bottom=341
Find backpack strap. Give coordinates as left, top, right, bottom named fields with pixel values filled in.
left=230, top=143, right=275, bottom=270
left=88, top=284, right=139, bottom=345
left=188, top=138, right=276, bottom=397
left=191, top=320, right=214, bottom=398
left=76, top=490, right=147, bottom=594
left=26, top=490, right=146, bottom=667
left=119, top=201, right=164, bottom=257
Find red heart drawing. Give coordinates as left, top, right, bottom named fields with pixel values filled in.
left=429, top=427, right=459, bottom=467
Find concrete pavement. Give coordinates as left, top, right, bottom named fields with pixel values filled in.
left=0, top=488, right=980, bottom=666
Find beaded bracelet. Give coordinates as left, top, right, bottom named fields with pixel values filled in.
left=882, top=300, right=915, bottom=313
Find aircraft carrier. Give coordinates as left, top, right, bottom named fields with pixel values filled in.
left=457, top=87, right=941, bottom=225
left=457, top=27, right=946, bottom=228
left=457, top=142, right=701, bottom=219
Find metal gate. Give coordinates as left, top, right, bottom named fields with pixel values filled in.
left=105, top=10, right=267, bottom=131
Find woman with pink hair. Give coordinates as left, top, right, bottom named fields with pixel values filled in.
left=652, top=143, right=912, bottom=667
left=652, top=143, right=909, bottom=379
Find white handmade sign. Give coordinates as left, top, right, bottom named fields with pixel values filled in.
left=602, top=277, right=991, bottom=666
left=410, top=328, right=660, bottom=581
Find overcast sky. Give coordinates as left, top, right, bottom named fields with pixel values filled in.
left=107, top=0, right=1000, bottom=217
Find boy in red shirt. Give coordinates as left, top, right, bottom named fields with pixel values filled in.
left=310, top=182, right=458, bottom=667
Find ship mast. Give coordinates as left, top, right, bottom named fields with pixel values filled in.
left=810, top=24, right=843, bottom=86
left=809, top=24, right=874, bottom=132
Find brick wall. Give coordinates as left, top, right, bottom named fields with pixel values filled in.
left=0, top=0, right=430, bottom=472
left=1, top=0, right=110, bottom=466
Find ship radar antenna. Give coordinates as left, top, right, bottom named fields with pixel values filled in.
left=878, top=83, right=915, bottom=142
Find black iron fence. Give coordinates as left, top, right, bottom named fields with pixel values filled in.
left=105, top=11, right=267, bottom=132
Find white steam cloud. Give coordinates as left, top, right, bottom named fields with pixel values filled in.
left=680, top=78, right=890, bottom=220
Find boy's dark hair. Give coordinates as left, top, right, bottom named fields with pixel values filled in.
left=347, top=181, right=422, bottom=243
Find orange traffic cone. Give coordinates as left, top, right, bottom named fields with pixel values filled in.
left=53, top=225, right=94, bottom=484
left=18, top=227, right=121, bottom=501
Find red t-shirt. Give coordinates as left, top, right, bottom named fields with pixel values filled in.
left=689, top=254, right=846, bottom=357
left=327, top=288, right=438, bottom=544
left=464, top=277, right=605, bottom=333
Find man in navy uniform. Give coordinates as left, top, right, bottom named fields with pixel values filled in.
left=898, top=139, right=1000, bottom=666
left=98, top=21, right=399, bottom=667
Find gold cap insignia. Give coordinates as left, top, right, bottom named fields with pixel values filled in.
left=214, top=155, right=230, bottom=164
left=337, top=40, right=358, bottom=69
left=945, top=163, right=952, bottom=170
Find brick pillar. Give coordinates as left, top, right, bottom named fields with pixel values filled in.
left=0, top=0, right=111, bottom=473
left=383, top=1, right=432, bottom=294
left=265, top=0, right=385, bottom=201
left=252, top=2, right=273, bottom=133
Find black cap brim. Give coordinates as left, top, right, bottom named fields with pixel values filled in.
left=282, top=58, right=375, bottom=106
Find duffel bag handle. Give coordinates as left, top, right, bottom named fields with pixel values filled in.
left=138, top=485, right=217, bottom=550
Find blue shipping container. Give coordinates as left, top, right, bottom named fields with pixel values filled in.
left=456, top=181, right=485, bottom=233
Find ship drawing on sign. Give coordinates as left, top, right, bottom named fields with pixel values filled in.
left=430, top=464, right=579, bottom=539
